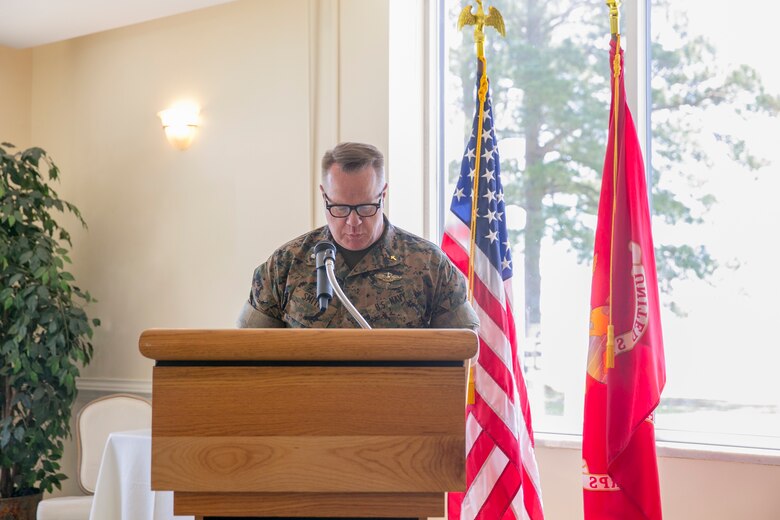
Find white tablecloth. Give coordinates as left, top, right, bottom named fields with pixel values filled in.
left=89, top=429, right=194, bottom=520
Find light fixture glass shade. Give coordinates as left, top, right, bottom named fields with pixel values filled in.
left=158, top=102, right=200, bottom=150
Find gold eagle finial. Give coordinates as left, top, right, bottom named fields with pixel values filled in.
left=457, top=1, right=506, bottom=58
left=605, top=0, right=622, bottom=36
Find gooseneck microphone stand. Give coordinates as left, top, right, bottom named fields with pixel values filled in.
left=324, top=259, right=371, bottom=329
left=314, top=240, right=372, bottom=329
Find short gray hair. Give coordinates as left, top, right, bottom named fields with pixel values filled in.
left=321, top=142, right=385, bottom=182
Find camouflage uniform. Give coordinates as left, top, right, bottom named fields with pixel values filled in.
left=237, top=221, right=478, bottom=329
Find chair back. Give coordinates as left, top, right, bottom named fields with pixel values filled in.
left=76, top=393, right=152, bottom=494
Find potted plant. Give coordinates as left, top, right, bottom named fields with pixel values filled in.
left=0, top=143, right=99, bottom=519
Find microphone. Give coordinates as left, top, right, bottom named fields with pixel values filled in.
left=314, top=240, right=337, bottom=312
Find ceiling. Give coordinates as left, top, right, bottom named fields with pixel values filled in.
left=0, top=0, right=238, bottom=49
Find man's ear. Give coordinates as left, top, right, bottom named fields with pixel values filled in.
left=319, top=184, right=325, bottom=195
left=381, top=183, right=388, bottom=199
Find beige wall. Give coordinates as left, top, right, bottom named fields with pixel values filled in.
left=0, top=45, right=32, bottom=148
left=27, top=0, right=390, bottom=385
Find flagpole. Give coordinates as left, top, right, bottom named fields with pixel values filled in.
left=457, top=0, right=506, bottom=403
left=605, top=0, right=622, bottom=369
left=606, top=0, right=622, bottom=37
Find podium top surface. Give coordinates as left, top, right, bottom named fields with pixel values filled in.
left=139, top=328, right=478, bottom=362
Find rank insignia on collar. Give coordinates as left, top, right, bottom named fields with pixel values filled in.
left=375, top=272, right=403, bottom=283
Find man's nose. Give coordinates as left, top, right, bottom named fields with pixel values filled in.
left=346, top=210, right=363, bottom=226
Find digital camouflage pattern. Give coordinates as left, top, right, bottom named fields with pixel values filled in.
left=245, top=222, right=478, bottom=329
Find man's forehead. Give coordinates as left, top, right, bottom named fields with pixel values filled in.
left=324, top=166, right=383, bottom=190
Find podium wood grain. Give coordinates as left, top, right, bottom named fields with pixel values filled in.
left=142, top=329, right=477, bottom=518
left=151, top=366, right=466, bottom=492
left=152, top=367, right=463, bottom=436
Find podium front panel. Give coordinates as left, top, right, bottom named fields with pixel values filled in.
left=151, top=365, right=466, bottom=494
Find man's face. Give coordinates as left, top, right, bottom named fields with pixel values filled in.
left=320, top=163, right=386, bottom=251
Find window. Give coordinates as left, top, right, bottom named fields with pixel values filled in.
left=650, top=0, right=780, bottom=449
left=438, top=0, right=780, bottom=450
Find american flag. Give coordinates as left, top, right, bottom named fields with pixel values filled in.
left=442, top=58, right=544, bottom=520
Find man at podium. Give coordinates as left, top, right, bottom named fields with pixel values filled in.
left=237, top=142, right=478, bottom=331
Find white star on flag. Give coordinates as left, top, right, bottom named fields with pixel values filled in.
left=485, top=229, right=499, bottom=243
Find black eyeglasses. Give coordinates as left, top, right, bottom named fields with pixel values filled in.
left=323, top=193, right=383, bottom=218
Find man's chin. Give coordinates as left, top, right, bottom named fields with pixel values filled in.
left=339, top=235, right=369, bottom=251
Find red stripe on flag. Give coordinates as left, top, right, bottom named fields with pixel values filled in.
left=442, top=232, right=470, bottom=275
left=467, top=429, right=496, bottom=476
left=475, top=463, right=521, bottom=520
left=473, top=274, right=510, bottom=331
left=471, top=394, right=520, bottom=465
left=476, top=337, right=513, bottom=399
left=521, top=461, right=545, bottom=519
left=473, top=277, right=537, bottom=445
left=448, top=492, right=464, bottom=520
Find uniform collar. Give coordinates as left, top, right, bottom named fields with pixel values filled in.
left=321, top=216, right=402, bottom=277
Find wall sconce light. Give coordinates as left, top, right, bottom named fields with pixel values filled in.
left=158, top=102, right=200, bottom=150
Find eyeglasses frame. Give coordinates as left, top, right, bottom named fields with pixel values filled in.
left=322, top=191, right=385, bottom=219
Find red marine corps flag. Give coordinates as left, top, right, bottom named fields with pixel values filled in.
left=582, top=28, right=667, bottom=520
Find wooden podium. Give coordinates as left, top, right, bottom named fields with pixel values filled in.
left=139, top=329, right=478, bottom=519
